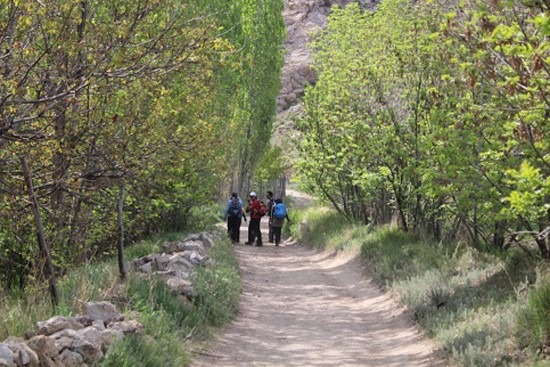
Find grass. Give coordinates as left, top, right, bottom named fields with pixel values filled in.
left=291, top=204, right=550, bottom=367
left=0, top=227, right=241, bottom=366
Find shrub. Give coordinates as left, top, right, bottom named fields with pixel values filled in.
left=517, top=278, right=550, bottom=352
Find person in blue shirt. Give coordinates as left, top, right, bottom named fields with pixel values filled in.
left=225, top=192, right=245, bottom=244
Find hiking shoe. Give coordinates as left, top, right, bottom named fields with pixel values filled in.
left=244, top=242, right=253, bottom=246
left=254, top=243, right=263, bottom=247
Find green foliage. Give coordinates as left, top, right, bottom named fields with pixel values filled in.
left=191, top=240, right=241, bottom=328
left=0, top=232, right=241, bottom=365
left=0, top=0, right=285, bottom=292
left=517, top=278, right=550, bottom=352
left=297, top=0, right=550, bottom=257
left=101, top=334, right=188, bottom=367
left=296, top=207, right=549, bottom=365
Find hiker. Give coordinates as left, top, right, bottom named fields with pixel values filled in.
left=271, top=198, right=290, bottom=246
left=245, top=191, right=266, bottom=246
left=225, top=192, right=245, bottom=244
left=266, top=191, right=275, bottom=243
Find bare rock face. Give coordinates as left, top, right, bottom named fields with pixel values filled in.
left=275, top=0, right=378, bottom=141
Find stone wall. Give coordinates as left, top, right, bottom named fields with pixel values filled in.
left=0, top=232, right=220, bottom=367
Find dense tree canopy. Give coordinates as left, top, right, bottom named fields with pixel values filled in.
left=297, top=0, right=549, bottom=257
left=0, top=0, right=284, bottom=291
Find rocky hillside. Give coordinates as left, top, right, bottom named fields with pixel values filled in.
left=274, top=0, right=378, bottom=146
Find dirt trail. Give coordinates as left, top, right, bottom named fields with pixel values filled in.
left=192, top=206, right=442, bottom=366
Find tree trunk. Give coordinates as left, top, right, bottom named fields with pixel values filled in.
left=117, top=183, right=127, bottom=280
left=20, top=156, right=59, bottom=306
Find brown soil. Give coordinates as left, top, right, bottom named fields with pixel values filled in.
left=192, top=203, right=443, bottom=367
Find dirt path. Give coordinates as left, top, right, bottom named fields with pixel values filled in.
left=192, top=215, right=442, bottom=366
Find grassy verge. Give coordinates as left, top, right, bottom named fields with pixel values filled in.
left=0, top=229, right=241, bottom=366
left=291, top=204, right=550, bottom=367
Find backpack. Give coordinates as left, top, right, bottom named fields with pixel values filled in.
left=228, top=198, right=242, bottom=218
left=257, top=201, right=267, bottom=217
left=273, top=202, right=287, bottom=219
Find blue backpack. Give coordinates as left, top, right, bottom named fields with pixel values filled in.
left=228, top=198, right=242, bottom=218
left=273, top=202, right=287, bottom=219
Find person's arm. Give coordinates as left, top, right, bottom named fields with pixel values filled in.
left=241, top=200, right=247, bottom=222
left=224, top=201, right=230, bottom=220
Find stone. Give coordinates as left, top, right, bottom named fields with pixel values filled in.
left=0, top=343, right=14, bottom=367
left=199, top=232, right=216, bottom=248
left=181, top=241, right=206, bottom=255
left=57, top=349, right=83, bottom=367
left=168, top=254, right=195, bottom=272
left=26, top=335, right=57, bottom=359
left=17, top=344, right=39, bottom=367
left=91, top=320, right=105, bottom=331
left=76, top=327, right=105, bottom=351
left=36, top=316, right=83, bottom=336
left=138, top=262, right=152, bottom=273
left=54, top=336, right=75, bottom=353
left=100, top=329, right=124, bottom=350
left=107, top=320, right=144, bottom=336
left=71, top=338, right=102, bottom=364
left=166, top=278, right=197, bottom=298
left=2, top=339, right=39, bottom=367
left=84, top=302, right=123, bottom=324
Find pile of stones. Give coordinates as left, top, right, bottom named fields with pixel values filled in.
left=0, top=231, right=221, bottom=367
left=0, top=301, right=142, bottom=367
left=132, top=231, right=219, bottom=299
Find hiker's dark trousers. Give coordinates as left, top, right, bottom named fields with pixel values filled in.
left=272, top=226, right=282, bottom=245
left=248, top=218, right=262, bottom=245
left=227, top=216, right=241, bottom=243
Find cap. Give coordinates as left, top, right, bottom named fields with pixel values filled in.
left=249, top=191, right=257, bottom=197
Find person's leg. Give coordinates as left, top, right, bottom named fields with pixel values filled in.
left=228, top=217, right=239, bottom=243
left=253, top=219, right=262, bottom=246
left=235, top=219, right=241, bottom=243
left=246, top=220, right=254, bottom=245
left=268, top=221, right=274, bottom=243
left=274, top=226, right=282, bottom=246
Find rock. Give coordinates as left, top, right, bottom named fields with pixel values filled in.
left=199, top=232, right=216, bottom=248
left=27, top=335, right=58, bottom=360
left=183, top=232, right=216, bottom=248
left=36, top=316, right=83, bottom=336
left=54, top=336, right=75, bottom=354
left=166, top=278, right=197, bottom=298
left=76, top=327, right=105, bottom=351
left=99, top=329, right=124, bottom=351
left=2, top=339, right=39, bottom=367
left=178, top=251, right=207, bottom=265
left=101, top=329, right=124, bottom=351
left=91, top=320, right=105, bottom=331
left=168, top=254, right=195, bottom=273
left=37, top=357, right=61, bottom=367
left=17, top=344, right=39, bottom=367
left=0, top=343, right=14, bottom=367
left=74, top=316, right=93, bottom=328
left=107, top=320, right=144, bottom=336
left=71, top=338, right=102, bottom=364
left=162, top=240, right=206, bottom=254
left=57, top=349, right=83, bottom=367
left=84, top=302, right=123, bottom=324
left=138, top=262, right=152, bottom=273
